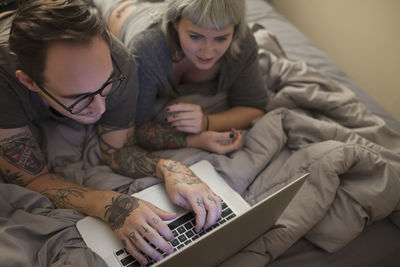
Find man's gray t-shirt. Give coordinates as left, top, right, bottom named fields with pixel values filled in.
left=0, top=13, right=138, bottom=131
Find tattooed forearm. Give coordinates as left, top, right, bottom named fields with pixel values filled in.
left=0, top=168, right=25, bottom=186
left=40, top=186, right=88, bottom=209
left=135, top=120, right=187, bottom=150
left=97, top=126, right=123, bottom=156
left=112, top=146, right=159, bottom=178
left=162, top=160, right=202, bottom=185
left=104, top=195, right=139, bottom=231
left=98, top=125, right=159, bottom=178
left=0, top=131, right=45, bottom=176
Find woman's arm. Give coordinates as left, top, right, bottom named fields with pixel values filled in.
left=166, top=104, right=264, bottom=132
left=135, top=119, right=243, bottom=154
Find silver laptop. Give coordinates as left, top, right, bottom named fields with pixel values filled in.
left=76, top=160, right=307, bottom=267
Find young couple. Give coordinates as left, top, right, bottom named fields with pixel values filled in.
left=0, top=0, right=266, bottom=265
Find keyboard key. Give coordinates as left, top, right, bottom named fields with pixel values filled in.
left=178, top=235, right=187, bottom=242
left=221, top=208, right=233, bottom=218
left=171, top=239, right=179, bottom=247
left=126, top=261, right=141, bottom=267
left=184, top=222, right=193, bottom=230
left=168, top=213, right=194, bottom=230
left=116, top=249, right=124, bottom=256
left=177, top=226, right=186, bottom=234
left=121, top=255, right=135, bottom=266
left=226, top=214, right=236, bottom=220
left=186, top=230, right=195, bottom=238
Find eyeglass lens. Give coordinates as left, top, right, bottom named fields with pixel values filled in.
left=70, top=77, right=123, bottom=114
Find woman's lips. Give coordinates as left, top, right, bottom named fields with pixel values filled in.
left=197, top=56, right=213, bottom=64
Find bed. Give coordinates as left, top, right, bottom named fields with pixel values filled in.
left=1, top=0, right=399, bottom=266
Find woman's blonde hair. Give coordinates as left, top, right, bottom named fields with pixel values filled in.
left=162, top=0, right=247, bottom=62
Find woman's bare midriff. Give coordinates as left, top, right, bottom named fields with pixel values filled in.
left=108, top=0, right=149, bottom=38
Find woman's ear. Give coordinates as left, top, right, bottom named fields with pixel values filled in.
left=15, top=70, right=39, bottom=92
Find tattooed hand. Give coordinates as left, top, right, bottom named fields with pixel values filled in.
left=187, top=128, right=243, bottom=155
left=159, top=159, right=222, bottom=232
left=104, top=193, right=177, bottom=265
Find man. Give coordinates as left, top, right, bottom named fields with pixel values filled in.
left=0, top=0, right=221, bottom=265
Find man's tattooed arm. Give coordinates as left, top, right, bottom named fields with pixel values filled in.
left=0, top=129, right=46, bottom=186
left=0, top=128, right=97, bottom=213
left=161, top=160, right=202, bottom=185
left=98, top=124, right=161, bottom=179
left=40, top=180, right=89, bottom=209
left=135, top=120, right=187, bottom=151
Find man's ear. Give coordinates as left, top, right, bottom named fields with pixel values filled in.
left=15, top=70, right=39, bottom=92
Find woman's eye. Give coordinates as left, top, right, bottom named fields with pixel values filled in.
left=215, top=37, right=227, bottom=42
left=190, top=35, right=201, bottom=40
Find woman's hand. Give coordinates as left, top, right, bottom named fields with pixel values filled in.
left=166, top=103, right=207, bottom=134
left=187, top=129, right=243, bottom=154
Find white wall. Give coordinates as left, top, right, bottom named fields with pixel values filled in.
left=269, top=0, right=400, bottom=120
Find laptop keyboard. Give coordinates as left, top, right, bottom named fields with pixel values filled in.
left=115, top=201, right=236, bottom=267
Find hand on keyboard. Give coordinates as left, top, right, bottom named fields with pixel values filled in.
left=104, top=193, right=177, bottom=265
left=159, top=159, right=222, bottom=232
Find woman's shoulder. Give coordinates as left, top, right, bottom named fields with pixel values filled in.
left=223, top=26, right=258, bottom=72
left=238, top=26, right=259, bottom=61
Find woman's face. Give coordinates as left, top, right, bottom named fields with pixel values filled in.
left=174, top=17, right=234, bottom=70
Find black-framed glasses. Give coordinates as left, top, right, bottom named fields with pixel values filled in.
left=36, top=56, right=126, bottom=115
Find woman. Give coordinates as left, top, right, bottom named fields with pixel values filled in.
left=93, top=0, right=267, bottom=154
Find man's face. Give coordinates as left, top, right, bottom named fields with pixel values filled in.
left=38, top=36, right=113, bottom=124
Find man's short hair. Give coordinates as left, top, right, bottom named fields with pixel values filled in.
left=9, top=0, right=110, bottom=85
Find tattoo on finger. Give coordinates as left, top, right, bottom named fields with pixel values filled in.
left=121, top=239, right=127, bottom=247
left=129, top=232, right=138, bottom=243
left=141, top=225, right=150, bottom=234
left=196, top=198, right=204, bottom=208
left=152, top=217, right=159, bottom=225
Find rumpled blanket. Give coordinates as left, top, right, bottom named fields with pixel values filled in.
left=0, top=27, right=399, bottom=267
